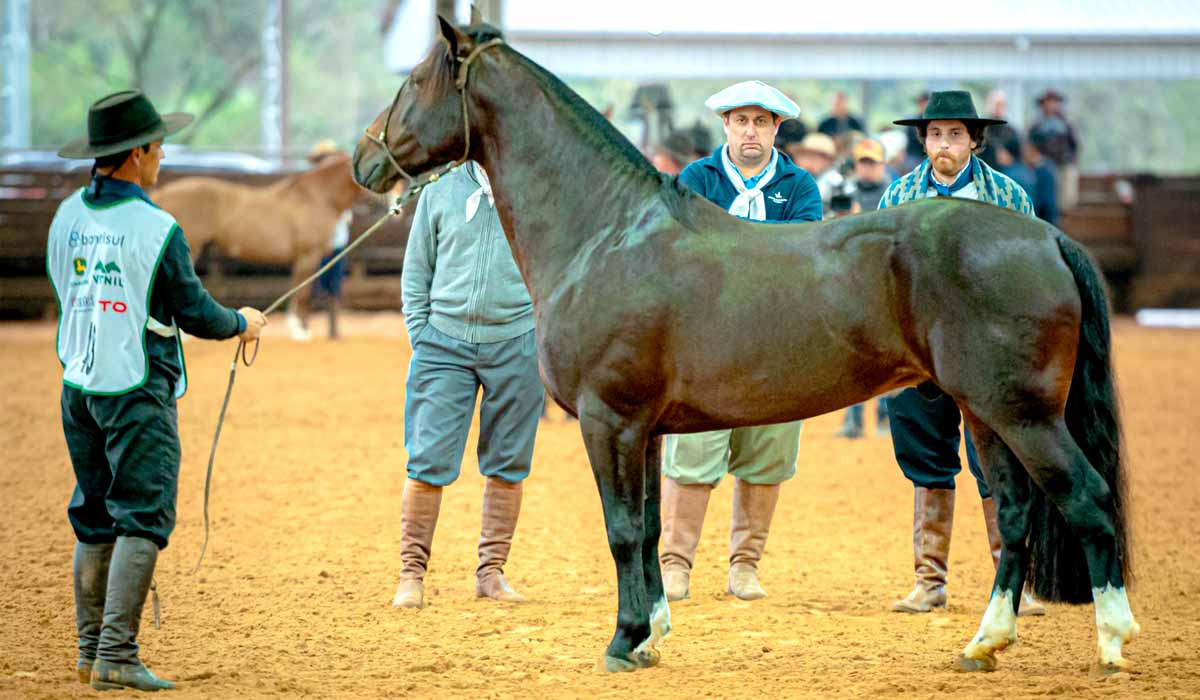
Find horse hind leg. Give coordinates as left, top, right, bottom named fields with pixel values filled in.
left=577, top=398, right=657, bottom=672
left=958, top=418, right=1035, bottom=672
left=992, top=419, right=1139, bottom=672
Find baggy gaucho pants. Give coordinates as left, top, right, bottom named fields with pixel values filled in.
left=61, top=371, right=181, bottom=549
left=404, top=325, right=543, bottom=486
left=662, top=422, right=803, bottom=486
left=889, top=385, right=990, bottom=497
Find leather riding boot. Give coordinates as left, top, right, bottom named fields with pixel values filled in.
left=981, top=497, right=1046, bottom=617
left=892, top=487, right=954, bottom=613
left=74, top=541, right=114, bottom=683
left=90, top=536, right=174, bottom=692
left=727, top=479, right=781, bottom=601
left=658, top=478, right=713, bottom=602
left=393, top=478, right=443, bottom=609
left=476, top=477, right=526, bottom=602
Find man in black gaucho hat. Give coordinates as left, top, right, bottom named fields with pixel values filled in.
left=49, top=91, right=267, bottom=691
left=876, top=90, right=1047, bottom=617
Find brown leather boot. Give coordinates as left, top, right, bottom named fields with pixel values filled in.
left=393, top=478, right=442, bottom=608
left=659, top=478, right=713, bottom=602
left=981, top=496, right=1046, bottom=617
left=727, top=479, right=781, bottom=601
left=893, top=487, right=954, bottom=613
left=476, top=477, right=526, bottom=602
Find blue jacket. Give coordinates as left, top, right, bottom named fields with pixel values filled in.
left=679, top=146, right=823, bottom=223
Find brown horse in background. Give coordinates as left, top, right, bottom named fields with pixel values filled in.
left=154, top=153, right=365, bottom=339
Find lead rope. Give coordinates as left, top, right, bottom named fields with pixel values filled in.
left=189, top=187, right=423, bottom=576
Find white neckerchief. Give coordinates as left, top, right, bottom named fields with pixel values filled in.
left=464, top=162, right=494, bottom=222
left=720, top=146, right=777, bottom=221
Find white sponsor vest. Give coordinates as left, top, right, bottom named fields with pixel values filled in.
left=47, top=189, right=187, bottom=397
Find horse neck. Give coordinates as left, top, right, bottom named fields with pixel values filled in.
left=472, top=56, right=662, bottom=301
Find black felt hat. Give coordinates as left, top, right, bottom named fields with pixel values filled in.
left=893, top=90, right=1006, bottom=128
left=58, top=90, right=193, bottom=159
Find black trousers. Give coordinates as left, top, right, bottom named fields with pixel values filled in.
left=61, top=371, right=180, bottom=549
left=888, top=385, right=990, bottom=498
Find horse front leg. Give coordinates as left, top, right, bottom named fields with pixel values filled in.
left=578, top=398, right=656, bottom=672
left=641, top=436, right=670, bottom=652
left=286, top=250, right=322, bottom=341
left=959, top=419, right=1033, bottom=672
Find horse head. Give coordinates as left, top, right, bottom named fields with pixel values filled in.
left=353, top=17, right=503, bottom=194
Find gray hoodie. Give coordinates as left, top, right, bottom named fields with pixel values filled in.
left=401, top=164, right=534, bottom=344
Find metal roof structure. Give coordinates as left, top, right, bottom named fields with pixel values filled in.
left=497, top=0, right=1200, bottom=81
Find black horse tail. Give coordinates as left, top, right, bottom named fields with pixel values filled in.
left=1027, top=232, right=1132, bottom=603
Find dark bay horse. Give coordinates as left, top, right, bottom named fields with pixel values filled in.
left=154, top=153, right=365, bottom=340
left=353, top=19, right=1137, bottom=674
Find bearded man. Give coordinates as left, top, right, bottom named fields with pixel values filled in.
left=879, top=90, right=1046, bottom=617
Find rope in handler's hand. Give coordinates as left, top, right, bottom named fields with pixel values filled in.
left=190, top=185, right=430, bottom=574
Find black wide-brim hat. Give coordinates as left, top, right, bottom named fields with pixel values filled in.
left=893, top=90, right=1006, bottom=128
left=58, top=90, right=194, bottom=159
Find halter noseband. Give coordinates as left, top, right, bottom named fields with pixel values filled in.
left=362, top=37, right=504, bottom=194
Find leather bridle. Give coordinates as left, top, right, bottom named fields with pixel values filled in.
left=361, top=37, right=505, bottom=192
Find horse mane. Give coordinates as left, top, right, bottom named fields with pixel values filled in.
left=429, top=25, right=697, bottom=224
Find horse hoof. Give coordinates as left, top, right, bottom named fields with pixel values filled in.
left=598, top=655, right=638, bottom=673
left=1094, top=658, right=1132, bottom=676
left=958, top=653, right=997, bottom=672
left=630, top=645, right=661, bottom=668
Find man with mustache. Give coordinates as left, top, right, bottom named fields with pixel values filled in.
left=878, top=90, right=1045, bottom=617
left=659, top=80, right=822, bottom=603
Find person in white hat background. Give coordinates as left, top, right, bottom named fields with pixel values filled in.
left=659, top=80, right=822, bottom=603
left=48, top=90, right=267, bottom=691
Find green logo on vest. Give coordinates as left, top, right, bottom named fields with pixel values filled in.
left=70, top=260, right=124, bottom=288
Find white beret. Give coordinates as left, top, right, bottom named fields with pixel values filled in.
left=704, top=80, right=800, bottom=119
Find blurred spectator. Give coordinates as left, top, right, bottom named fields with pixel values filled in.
left=1028, top=89, right=1080, bottom=211
left=817, top=91, right=866, bottom=139
left=835, top=137, right=895, bottom=438
left=791, top=133, right=843, bottom=211
left=308, top=139, right=352, bottom=340
left=903, top=91, right=931, bottom=172
left=774, top=118, right=809, bottom=162
left=848, top=138, right=893, bottom=212
left=1022, top=141, right=1060, bottom=225
left=685, top=119, right=715, bottom=161
left=651, top=130, right=696, bottom=176
left=876, top=128, right=909, bottom=177
left=978, top=89, right=1023, bottom=171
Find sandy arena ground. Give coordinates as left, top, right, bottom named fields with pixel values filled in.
left=1, top=313, right=1197, bottom=699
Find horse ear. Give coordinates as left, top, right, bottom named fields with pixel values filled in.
left=437, top=15, right=467, bottom=56
left=469, top=3, right=483, bottom=25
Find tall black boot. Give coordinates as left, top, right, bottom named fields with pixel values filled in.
left=74, top=542, right=114, bottom=683
left=91, top=536, right=174, bottom=691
